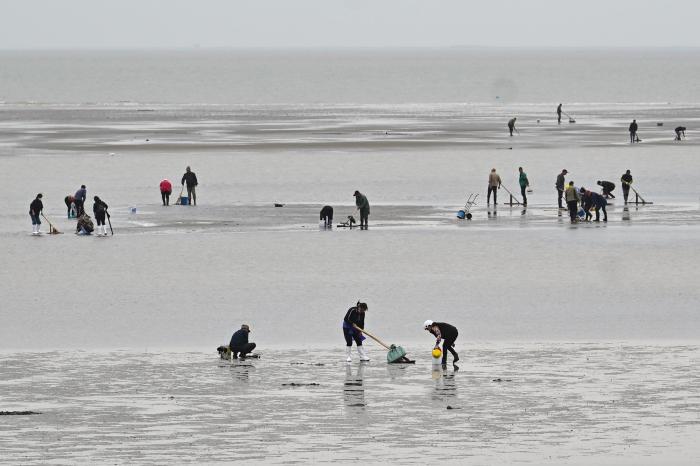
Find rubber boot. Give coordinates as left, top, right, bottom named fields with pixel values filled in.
left=35, top=224, right=40, bottom=235
left=32, top=224, right=37, bottom=235
left=357, top=346, right=370, bottom=362
left=345, top=346, right=352, bottom=363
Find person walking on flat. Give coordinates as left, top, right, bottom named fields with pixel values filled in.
left=508, top=117, right=517, bottom=136
left=518, top=167, right=530, bottom=206
left=557, top=104, right=563, bottom=124
left=181, top=166, right=198, bottom=206
left=556, top=169, right=568, bottom=209
left=621, top=170, right=633, bottom=204
left=629, top=120, right=639, bottom=143
left=487, top=168, right=502, bottom=205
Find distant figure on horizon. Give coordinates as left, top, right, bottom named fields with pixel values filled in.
left=353, top=191, right=370, bottom=229
left=556, top=169, right=568, bottom=209
left=629, top=120, right=639, bottom=143
left=181, top=166, right=198, bottom=206
left=487, top=168, right=502, bottom=205
left=597, top=180, right=616, bottom=199
left=675, top=126, right=686, bottom=141
left=518, top=167, right=530, bottom=206
left=159, top=179, right=172, bottom=206
left=621, top=170, right=633, bottom=204
left=320, top=205, right=333, bottom=228
left=508, top=117, right=517, bottom=136
left=557, top=104, right=563, bottom=124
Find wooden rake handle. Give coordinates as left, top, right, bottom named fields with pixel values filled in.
left=353, top=324, right=391, bottom=350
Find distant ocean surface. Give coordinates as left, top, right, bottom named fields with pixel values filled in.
left=2, top=48, right=700, bottom=104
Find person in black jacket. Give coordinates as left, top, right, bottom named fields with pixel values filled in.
left=424, top=320, right=459, bottom=367
left=629, top=120, right=639, bottom=143
left=93, top=196, right=109, bottom=236
left=597, top=180, right=616, bottom=199
left=621, top=170, right=633, bottom=204
left=675, top=126, right=686, bottom=141
left=181, top=166, right=198, bottom=206
left=343, top=302, right=369, bottom=362
left=29, top=193, right=43, bottom=235
left=320, top=205, right=333, bottom=228
left=229, top=324, right=256, bottom=359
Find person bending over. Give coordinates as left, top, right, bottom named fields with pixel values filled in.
left=320, top=205, right=333, bottom=228
left=424, top=320, right=459, bottom=367
left=343, top=301, right=369, bottom=362
left=597, top=180, right=616, bottom=199
left=229, top=324, right=256, bottom=359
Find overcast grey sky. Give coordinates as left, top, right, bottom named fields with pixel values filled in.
left=1, top=0, right=699, bottom=49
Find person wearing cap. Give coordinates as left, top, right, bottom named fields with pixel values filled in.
left=229, top=324, right=256, bottom=359
left=487, top=168, right=502, bottom=205
left=29, top=193, right=43, bottom=235
left=507, top=117, right=517, bottom=136
left=159, top=179, right=172, bottom=206
left=565, top=181, right=580, bottom=223
left=181, top=166, right=198, bottom=206
left=597, top=180, right=616, bottom=199
left=424, top=320, right=459, bottom=367
left=353, top=191, right=370, bottom=229
left=343, top=302, right=369, bottom=362
left=74, top=184, right=87, bottom=216
left=92, top=196, right=109, bottom=236
left=580, top=187, right=608, bottom=222
left=620, top=170, right=633, bottom=204
left=556, top=169, right=568, bottom=209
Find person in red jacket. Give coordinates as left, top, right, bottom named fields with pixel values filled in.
left=159, top=179, right=172, bottom=206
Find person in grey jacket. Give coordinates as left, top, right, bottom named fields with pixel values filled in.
left=556, top=169, right=568, bottom=209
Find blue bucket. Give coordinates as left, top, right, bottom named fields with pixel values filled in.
left=578, top=208, right=585, bottom=218
left=457, top=210, right=466, bottom=219
left=180, top=196, right=189, bottom=205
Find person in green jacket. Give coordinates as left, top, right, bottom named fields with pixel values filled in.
left=353, top=190, right=370, bottom=229
left=518, top=167, right=530, bottom=206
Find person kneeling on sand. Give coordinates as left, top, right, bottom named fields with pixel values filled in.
left=424, top=320, right=459, bottom=367
left=229, top=324, right=256, bottom=359
left=343, top=301, right=369, bottom=362
left=76, top=213, right=95, bottom=235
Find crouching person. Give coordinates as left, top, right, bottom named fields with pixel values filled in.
left=229, top=324, right=256, bottom=359
left=76, top=213, right=95, bottom=235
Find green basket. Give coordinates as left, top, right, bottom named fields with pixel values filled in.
left=386, top=344, right=406, bottom=363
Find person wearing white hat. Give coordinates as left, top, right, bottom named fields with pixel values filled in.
left=424, top=320, right=459, bottom=367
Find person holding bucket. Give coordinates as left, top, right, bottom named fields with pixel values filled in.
left=424, top=320, right=459, bottom=367
left=181, top=166, right=198, bottom=206
left=343, top=302, right=370, bottom=362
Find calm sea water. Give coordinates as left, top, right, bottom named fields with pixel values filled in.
left=2, top=48, right=700, bottom=104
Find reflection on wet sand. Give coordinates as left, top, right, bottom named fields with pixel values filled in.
left=344, top=363, right=366, bottom=408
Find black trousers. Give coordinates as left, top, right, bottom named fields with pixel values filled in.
left=622, top=186, right=630, bottom=202
left=441, top=337, right=458, bottom=365
left=567, top=200, right=578, bottom=221
left=231, top=342, right=256, bottom=358
left=95, top=211, right=106, bottom=226
left=161, top=191, right=171, bottom=205
left=487, top=186, right=497, bottom=204
left=557, top=189, right=564, bottom=208
left=359, top=210, right=369, bottom=227
left=595, top=205, right=607, bottom=221
left=344, top=328, right=363, bottom=346
left=75, top=199, right=84, bottom=216
left=520, top=185, right=527, bottom=205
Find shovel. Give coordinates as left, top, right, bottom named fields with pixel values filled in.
left=353, top=324, right=413, bottom=363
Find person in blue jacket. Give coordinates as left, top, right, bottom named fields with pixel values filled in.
left=343, top=302, right=369, bottom=362
left=229, top=324, right=256, bottom=359
left=580, top=187, right=608, bottom=222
